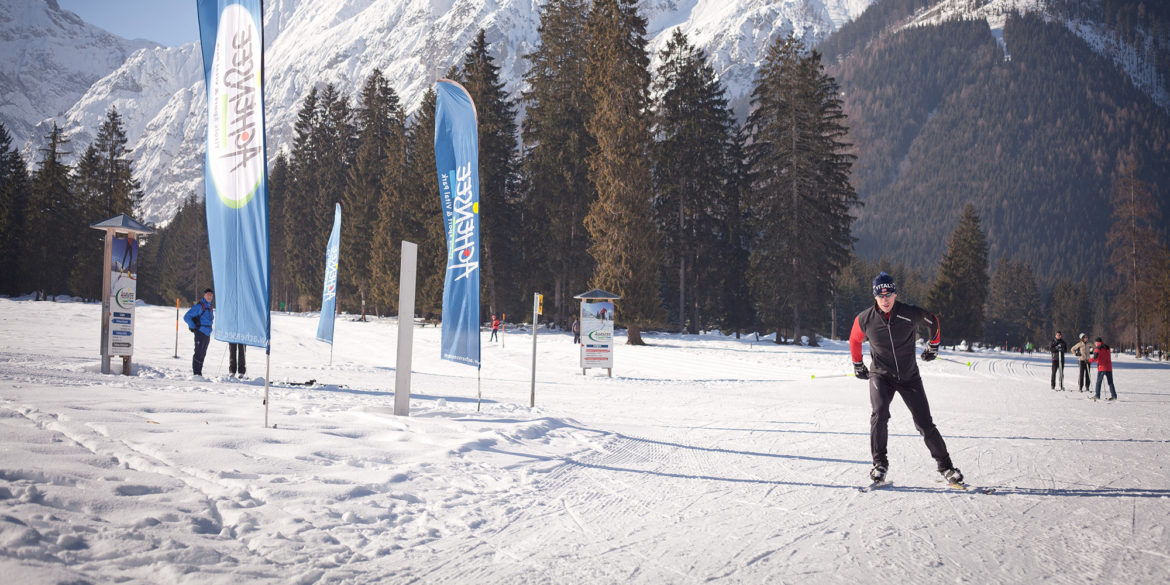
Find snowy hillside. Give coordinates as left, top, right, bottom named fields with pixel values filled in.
left=0, top=0, right=156, bottom=150
left=2, top=298, right=1170, bottom=583
left=903, top=0, right=1168, bottom=109
left=6, top=0, right=1164, bottom=227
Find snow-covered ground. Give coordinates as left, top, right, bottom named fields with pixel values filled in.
left=2, top=297, right=1168, bottom=584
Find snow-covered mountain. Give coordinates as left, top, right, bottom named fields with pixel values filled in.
left=4, top=0, right=1164, bottom=227
left=13, top=0, right=873, bottom=226
left=0, top=0, right=156, bottom=151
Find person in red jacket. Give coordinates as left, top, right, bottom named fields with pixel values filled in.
left=489, top=314, right=500, bottom=342
left=1088, top=337, right=1117, bottom=401
left=850, top=272, right=963, bottom=486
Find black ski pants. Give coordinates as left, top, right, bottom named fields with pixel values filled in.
left=1077, top=361, right=1091, bottom=390
left=193, top=332, right=210, bottom=376
left=869, top=374, right=953, bottom=471
left=229, top=343, right=246, bottom=376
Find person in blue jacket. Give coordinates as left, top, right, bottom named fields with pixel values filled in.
left=183, top=288, right=214, bottom=376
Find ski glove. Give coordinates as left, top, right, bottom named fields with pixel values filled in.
left=853, top=361, right=869, bottom=380
left=189, top=327, right=195, bottom=333
left=921, top=343, right=939, bottom=361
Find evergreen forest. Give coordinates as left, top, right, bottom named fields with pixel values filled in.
left=3, top=0, right=1170, bottom=356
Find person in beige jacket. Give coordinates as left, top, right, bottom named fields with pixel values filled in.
left=1070, top=333, right=1092, bottom=392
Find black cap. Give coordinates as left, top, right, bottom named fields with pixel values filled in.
left=872, top=272, right=896, bottom=296
left=203, top=288, right=214, bottom=294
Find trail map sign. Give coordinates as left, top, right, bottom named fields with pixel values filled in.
left=92, top=214, right=152, bottom=375
left=107, top=234, right=139, bottom=356
left=575, top=288, right=621, bottom=376
left=580, top=300, right=615, bottom=371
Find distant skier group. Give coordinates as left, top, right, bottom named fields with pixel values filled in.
left=1051, top=331, right=1116, bottom=400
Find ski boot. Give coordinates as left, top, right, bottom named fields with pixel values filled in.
left=869, top=463, right=888, bottom=482
left=940, top=467, right=964, bottom=486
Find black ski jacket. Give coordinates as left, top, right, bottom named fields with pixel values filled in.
left=850, top=300, right=941, bottom=382
left=1050, top=338, right=1068, bottom=357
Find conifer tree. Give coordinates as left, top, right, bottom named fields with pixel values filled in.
left=457, top=30, right=521, bottom=320
left=651, top=29, right=738, bottom=333
left=68, top=144, right=107, bottom=298
left=22, top=123, right=77, bottom=298
left=283, top=88, right=320, bottom=310
left=345, top=69, right=405, bottom=318
left=985, top=256, right=1044, bottom=348
left=137, top=194, right=211, bottom=305
left=268, top=152, right=291, bottom=310
left=91, top=107, right=142, bottom=216
left=521, top=0, right=595, bottom=324
left=0, top=123, right=31, bottom=296
left=743, top=33, right=859, bottom=344
left=284, top=85, right=355, bottom=309
left=926, top=203, right=989, bottom=349
left=369, top=89, right=443, bottom=318
left=1107, top=157, right=1165, bottom=357
left=1047, top=279, right=1092, bottom=341
left=584, top=0, right=663, bottom=345
left=67, top=107, right=144, bottom=299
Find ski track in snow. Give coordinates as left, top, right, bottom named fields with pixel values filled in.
left=1, top=299, right=1169, bottom=584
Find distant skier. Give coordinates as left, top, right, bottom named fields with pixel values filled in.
left=490, top=315, right=500, bottom=342
left=1070, top=333, right=1092, bottom=392
left=183, top=288, right=214, bottom=377
left=228, top=343, right=246, bottom=378
left=572, top=317, right=580, bottom=344
left=850, top=272, right=963, bottom=486
left=1088, top=337, right=1117, bottom=401
left=1049, top=331, right=1068, bottom=390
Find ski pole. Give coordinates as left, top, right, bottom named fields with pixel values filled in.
left=937, top=356, right=972, bottom=367
left=810, top=373, right=854, bottom=379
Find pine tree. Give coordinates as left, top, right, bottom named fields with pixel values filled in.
left=985, top=256, right=1044, bottom=349
left=68, top=144, right=106, bottom=299
left=67, top=107, right=144, bottom=299
left=651, top=29, right=738, bottom=333
left=91, top=107, right=142, bottom=216
left=22, top=123, right=77, bottom=299
left=268, top=152, right=291, bottom=311
left=743, top=33, right=859, bottom=344
left=136, top=194, right=211, bottom=305
left=457, top=30, right=521, bottom=320
left=369, top=88, right=444, bottom=318
left=520, top=0, right=595, bottom=325
left=0, top=123, right=31, bottom=296
left=1106, top=156, right=1165, bottom=358
left=1047, top=279, right=1093, bottom=341
left=345, top=69, right=405, bottom=319
left=584, top=0, right=664, bottom=345
left=284, top=85, right=355, bottom=310
left=926, top=203, right=990, bottom=349
left=283, top=88, right=320, bottom=310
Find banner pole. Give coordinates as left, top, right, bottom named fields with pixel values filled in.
left=477, top=368, right=482, bottom=412
left=264, top=351, right=271, bottom=428
left=174, top=298, right=179, bottom=358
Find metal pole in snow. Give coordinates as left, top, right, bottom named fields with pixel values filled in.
left=530, top=294, right=539, bottom=408
left=264, top=351, right=271, bottom=428
left=174, top=298, right=179, bottom=358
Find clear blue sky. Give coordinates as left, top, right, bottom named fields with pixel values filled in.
left=58, top=0, right=199, bottom=47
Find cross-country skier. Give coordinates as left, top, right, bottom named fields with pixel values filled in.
left=490, top=315, right=500, bottom=342
left=183, top=288, right=214, bottom=376
left=1089, top=337, right=1117, bottom=401
left=1070, top=333, right=1092, bottom=392
left=850, top=272, right=963, bottom=486
left=1050, top=331, right=1068, bottom=390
